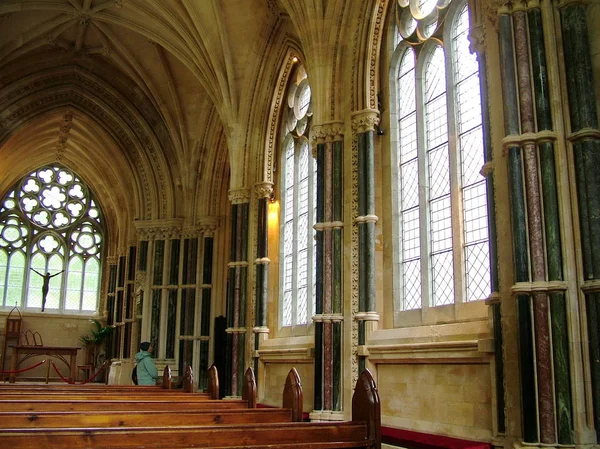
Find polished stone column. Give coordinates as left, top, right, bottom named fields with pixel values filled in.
left=227, top=189, right=250, bottom=397
left=252, top=183, right=272, bottom=378
left=513, top=7, right=555, bottom=442
left=560, top=0, right=600, bottom=440
left=351, top=110, right=380, bottom=376
left=528, top=4, right=573, bottom=444
left=312, top=122, right=344, bottom=414
left=498, top=6, right=538, bottom=442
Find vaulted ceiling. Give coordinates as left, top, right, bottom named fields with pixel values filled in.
left=0, top=0, right=288, bottom=231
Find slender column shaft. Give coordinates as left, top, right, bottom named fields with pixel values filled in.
left=560, top=2, right=600, bottom=440
left=498, top=11, right=538, bottom=442
left=314, top=142, right=325, bottom=411
left=514, top=10, right=555, bottom=443
left=528, top=5, right=573, bottom=443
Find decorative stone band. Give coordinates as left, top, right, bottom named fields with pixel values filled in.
left=568, top=127, right=600, bottom=144
left=123, top=318, right=137, bottom=324
left=252, top=326, right=270, bottom=334
left=351, top=108, right=380, bottom=133
left=254, top=181, right=274, bottom=199
left=510, top=280, right=568, bottom=295
left=228, top=188, right=251, bottom=204
left=134, top=218, right=185, bottom=240
left=309, top=410, right=346, bottom=422
left=354, top=214, right=379, bottom=225
left=581, top=280, right=600, bottom=294
left=354, top=312, right=380, bottom=322
left=312, top=313, right=344, bottom=323
left=107, top=255, right=119, bottom=265
left=484, top=291, right=501, bottom=305
left=254, top=257, right=271, bottom=265
left=480, top=161, right=494, bottom=178
left=227, top=261, right=249, bottom=268
left=365, top=339, right=488, bottom=364
left=256, top=347, right=313, bottom=363
left=226, top=327, right=247, bottom=334
left=178, top=335, right=211, bottom=341
left=313, top=221, right=344, bottom=231
left=501, top=130, right=558, bottom=155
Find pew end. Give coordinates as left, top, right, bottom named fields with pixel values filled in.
left=242, top=367, right=257, bottom=408
left=352, top=369, right=381, bottom=449
left=183, top=365, right=194, bottom=392
left=162, top=366, right=172, bottom=389
left=207, top=364, right=219, bottom=399
left=282, top=368, right=303, bottom=422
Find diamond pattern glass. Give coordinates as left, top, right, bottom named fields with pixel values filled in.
left=465, top=242, right=491, bottom=302
left=432, top=251, right=454, bottom=306
left=403, top=259, right=422, bottom=310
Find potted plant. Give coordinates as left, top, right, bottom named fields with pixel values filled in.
left=79, top=319, right=114, bottom=379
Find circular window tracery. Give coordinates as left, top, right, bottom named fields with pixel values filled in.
left=18, top=167, right=91, bottom=230
left=0, top=164, right=104, bottom=312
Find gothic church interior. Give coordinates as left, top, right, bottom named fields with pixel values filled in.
left=0, top=1, right=599, bottom=448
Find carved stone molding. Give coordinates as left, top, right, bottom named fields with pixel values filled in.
left=134, top=271, right=146, bottom=291
left=134, top=218, right=184, bottom=240
left=228, top=188, right=251, bottom=204
left=198, top=216, right=219, bottom=236
left=254, top=182, right=274, bottom=199
left=311, top=121, right=344, bottom=146
left=351, top=108, right=380, bottom=133
left=107, top=255, right=119, bottom=265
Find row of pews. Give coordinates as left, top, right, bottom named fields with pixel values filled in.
left=0, top=365, right=381, bottom=449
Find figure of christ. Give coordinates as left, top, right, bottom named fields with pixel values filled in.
left=30, top=269, right=64, bottom=312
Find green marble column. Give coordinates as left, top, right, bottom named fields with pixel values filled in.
left=529, top=6, right=573, bottom=444
left=226, top=194, right=250, bottom=397
left=312, top=123, right=344, bottom=413
left=498, top=10, right=537, bottom=442
left=560, top=2, right=600, bottom=440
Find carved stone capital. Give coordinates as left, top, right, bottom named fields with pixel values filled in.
left=106, top=255, right=119, bottom=265
left=351, top=109, right=380, bottom=133
left=134, top=218, right=184, bottom=240
left=311, top=121, right=344, bottom=145
left=469, top=25, right=486, bottom=55
left=198, top=216, right=220, bottom=236
left=229, top=188, right=251, bottom=204
left=182, top=225, right=200, bottom=239
left=254, top=182, right=274, bottom=199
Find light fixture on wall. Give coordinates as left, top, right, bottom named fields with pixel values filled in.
left=267, top=193, right=279, bottom=229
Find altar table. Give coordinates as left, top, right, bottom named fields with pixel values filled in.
left=9, top=345, right=80, bottom=383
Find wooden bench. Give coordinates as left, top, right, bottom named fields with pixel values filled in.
left=0, top=408, right=294, bottom=428
left=0, top=368, right=380, bottom=449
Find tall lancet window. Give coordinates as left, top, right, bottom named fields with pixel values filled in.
left=390, top=1, right=490, bottom=314
left=279, top=61, right=316, bottom=329
left=0, top=165, right=104, bottom=313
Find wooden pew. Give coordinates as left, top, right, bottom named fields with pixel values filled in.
left=0, top=408, right=293, bottom=428
left=0, top=369, right=381, bottom=449
left=0, top=398, right=250, bottom=412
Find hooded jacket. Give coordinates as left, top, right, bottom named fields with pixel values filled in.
left=135, top=350, right=158, bottom=385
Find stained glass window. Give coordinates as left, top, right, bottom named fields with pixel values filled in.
left=392, top=1, right=491, bottom=311
left=0, top=165, right=103, bottom=312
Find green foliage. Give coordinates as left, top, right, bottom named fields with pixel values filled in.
left=79, top=319, right=113, bottom=346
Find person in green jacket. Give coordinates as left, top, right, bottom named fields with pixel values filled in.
left=135, top=341, right=158, bottom=385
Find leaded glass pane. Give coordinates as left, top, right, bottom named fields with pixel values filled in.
left=0, top=250, right=6, bottom=305
left=66, top=256, right=83, bottom=310
left=432, top=251, right=454, bottom=306
left=6, top=251, right=25, bottom=307
left=403, top=259, right=422, bottom=310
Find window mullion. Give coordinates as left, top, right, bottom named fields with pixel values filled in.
left=292, top=140, right=300, bottom=328
left=445, top=38, right=465, bottom=306
left=415, top=57, right=431, bottom=311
